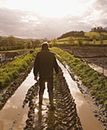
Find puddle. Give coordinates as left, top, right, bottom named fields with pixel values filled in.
left=0, top=61, right=105, bottom=130
left=89, top=63, right=107, bottom=76
left=0, top=66, right=51, bottom=130
left=58, top=61, right=104, bottom=130
left=0, top=69, right=36, bottom=130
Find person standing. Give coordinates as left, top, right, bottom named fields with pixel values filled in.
left=33, top=43, right=59, bottom=109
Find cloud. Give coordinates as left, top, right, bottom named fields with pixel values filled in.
left=0, top=8, right=78, bottom=38
left=0, top=8, right=91, bottom=39
left=82, top=0, right=107, bottom=27
left=0, top=0, right=107, bottom=39
left=95, top=0, right=107, bottom=11
left=0, top=8, right=25, bottom=34
left=0, top=8, right=45, bottom=38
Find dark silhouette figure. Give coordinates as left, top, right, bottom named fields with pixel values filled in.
left=33, top=43, right=59, bottom=109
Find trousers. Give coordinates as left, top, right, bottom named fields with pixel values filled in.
left=39, top=77, right=53, bottom=106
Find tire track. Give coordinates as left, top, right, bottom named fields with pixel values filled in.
left=23, top=68, right=82, bottom=130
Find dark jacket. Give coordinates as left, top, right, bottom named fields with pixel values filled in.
left=33, top=49, right=59, bottom=79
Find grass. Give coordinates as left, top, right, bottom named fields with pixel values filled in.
left=85, top=32, right=107, bottom=38
left=0, top=53, right=35, bottom=88
left=85, top=32, right=100, bottom=38
left=51, top=47, right=107, bottom=109
left=54, top=32, right=107, bottom=46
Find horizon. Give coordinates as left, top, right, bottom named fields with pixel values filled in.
left=0, top=0, right=107, bottom=39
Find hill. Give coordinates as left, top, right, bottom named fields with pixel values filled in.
left=55, top=31, right=107, bottom=45
left=0, top=36, right=41, bottom=51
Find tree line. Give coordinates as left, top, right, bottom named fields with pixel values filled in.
left=58, top=31, right=85, bottom=39
left=91, top=26, right=107, bottom=32
left=0, top=36, right=41, bottom=51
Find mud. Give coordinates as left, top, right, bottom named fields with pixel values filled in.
left=23, top=68, right=82, bottom=130
left=0, top=69, right=35, bottom=130
left=60, top=47, right=107, bottom=129
left=58, top=61, right=104, bottom=130
left=0, top=60, right=105, bottom=130
left=62, top=46, right=107, bottom=70
left=0, top=65, right=32, bottom=110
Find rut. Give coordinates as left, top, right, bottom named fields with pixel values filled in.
left=0, top=61, right=104, bottom=130
left=23, top=67, right=82, bottom=130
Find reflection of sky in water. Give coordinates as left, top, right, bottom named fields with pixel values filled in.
left=0, top=62, right=104, bottom=130
left=0, top=69, right=36, bottom=130
left=89, top=63, right=107, bottom=76
left=58, top=60, right=103, bottom=130
left=0, top=68, right=49, bottom=130
left=58, top=61, right=84, bottom=108
left=43, top=82, right=49, bottom=99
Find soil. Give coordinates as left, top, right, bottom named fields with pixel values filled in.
left=61, top=45, right=107, bottom=130
left=62, top=45, right=107, bottom=69
left=0, top=66, right=84, bottom=130
left=0, top=63, right=33, bottom=110
left=0, top=46, right=107, bottom=130
left=23, top=68, right=83, bottom=130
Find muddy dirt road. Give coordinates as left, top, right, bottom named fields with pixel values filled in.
left=0, top=70, right=35, bottom=130
left=58, top=61, right=103, bottom=130
left=0, top=62, right=104, bottom=130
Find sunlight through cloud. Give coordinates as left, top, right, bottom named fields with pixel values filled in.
left=1, top=0, right=94, bottom=17
left=0, top=0, right=107, bottom=38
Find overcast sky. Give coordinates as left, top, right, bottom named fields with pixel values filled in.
left=0, top=0, right=107, bottom=39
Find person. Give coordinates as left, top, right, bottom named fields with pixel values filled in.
left=33, top=42, right=59, bottom=109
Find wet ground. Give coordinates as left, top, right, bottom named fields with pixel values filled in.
left=0, top=70, right=35, bottom=130
left=0, top=62, right=105, bottom=130
left=88, top=63, right=107, bottom=76
left=58, top=61, right=104, bottom=130
left=63, top=46, right=107, bottom=76
left=23, top=66, right=82, bottom=130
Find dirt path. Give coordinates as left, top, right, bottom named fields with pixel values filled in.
left=0, top=70, right=35, bottom=130
left=58, top=61, right=104, bottom=130
left=23, top=66, right=82, bottom=130
left=0, top=62, right=105, bottom=130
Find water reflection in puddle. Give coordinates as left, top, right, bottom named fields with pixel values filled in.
left=0, top=62, right=104, bottom=130
left=0, top=69, right=49, bottom=130
left=58, top=61, right=104, bottom=130
left=89, top=63, right=107, bottom=76
left=0, top=69, right=36, bottom=130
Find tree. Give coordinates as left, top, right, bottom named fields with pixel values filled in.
left=32, top=40, right=41, bottom=48
left=7, top=36, right=16, bottom=45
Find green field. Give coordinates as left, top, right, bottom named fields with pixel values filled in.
left=54, top=32, right=107, bottom=45
left=85, top=32, right=107, bottom=38
left=51, top=47, right=107, bottom=109
left=0, top=53, right=34, bottom=88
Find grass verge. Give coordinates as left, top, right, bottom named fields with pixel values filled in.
left=51, top=47, right=107, bottom=110
left=0, top=53, right=34, bottom=89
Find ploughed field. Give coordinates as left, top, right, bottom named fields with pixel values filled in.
left=63, top=45, right=107, bottom=69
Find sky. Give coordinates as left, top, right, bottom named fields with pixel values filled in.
left=0, top=0, right=107, bottom=39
